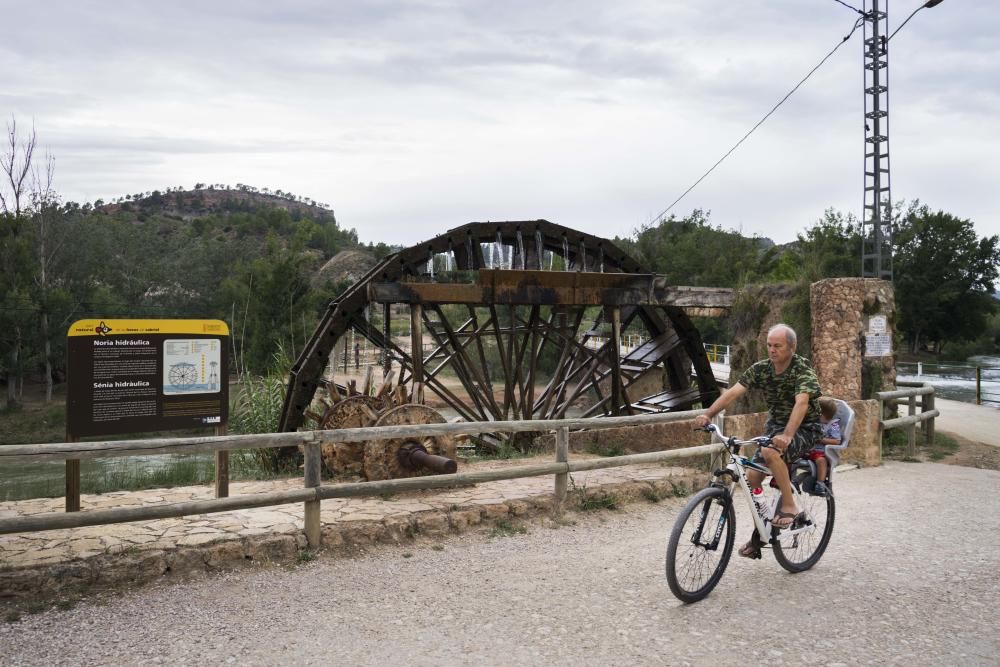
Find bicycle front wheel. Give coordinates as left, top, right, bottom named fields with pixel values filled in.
left=665, top=486, right=735, bottom=603
left=772, top=492, right=835, bottom=572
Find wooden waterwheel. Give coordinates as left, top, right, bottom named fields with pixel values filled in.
left=280, top=220, right=724, bottom=451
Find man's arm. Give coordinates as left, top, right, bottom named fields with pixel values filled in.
left=694, top=383, right=748, bottom=427
left=772, top=392, right=810, bottom=451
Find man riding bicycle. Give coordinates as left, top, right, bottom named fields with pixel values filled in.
left=694, top=323, right=823, bottom=544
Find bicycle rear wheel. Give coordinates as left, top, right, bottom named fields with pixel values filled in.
left=666, top=486, right=735, bottom=603
left=772, top=492, right=835, bottom=572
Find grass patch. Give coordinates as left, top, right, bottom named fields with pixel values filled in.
left=577, top=492, right=620, bottom=511
left=431, top=544, right=445, bottom=551
left=296, top=548, right=315, bottom=563
left=55, top=596, right=80, bottom=611
left=0, top=402, right=66, bottom=445
left=4, top=611, right=22, bottom=624
left=489, top=519, right=527, bottom=538
left=402, top=551, right=413, bottom=558
left=641, top=480, right=691, bottom=503
left=470, top=441, right=522, bottom=461
left=883, top=428, right=959, bottom=462
left=926, top=433, right=960, bottom=461
left=586, top=442, right=625, bottom=457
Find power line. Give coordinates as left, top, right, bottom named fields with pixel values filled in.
left=648, top=16, right=865, bottom=226
left=887, top=3, right=931, bottom=42
left=831, top=0, right=864, bottom=15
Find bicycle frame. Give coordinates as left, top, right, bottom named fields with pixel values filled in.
left=705, top=424, right=817, bottom=544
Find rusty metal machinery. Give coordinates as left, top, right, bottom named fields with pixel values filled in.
left=363, top=404, right=457, bottom=481
left=303, top=380, right=457, bottom=480
left=281, top=220, right=728, bottom=452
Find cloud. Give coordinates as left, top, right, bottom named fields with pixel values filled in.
left=3, top=0, right=997, bottom=245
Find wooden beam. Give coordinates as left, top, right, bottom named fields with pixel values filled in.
left=368, top=271, right=735, bottom=310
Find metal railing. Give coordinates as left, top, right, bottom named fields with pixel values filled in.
left=703, top=343, right=730, bottom=365
left=896, top=362, right=1000, bottom=406
left=876, top=381, right=938, bottom=457
left=0, top=410, right=720, bottom=542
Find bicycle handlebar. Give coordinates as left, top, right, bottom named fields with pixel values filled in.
left=697, top=423, right=773, bottom=448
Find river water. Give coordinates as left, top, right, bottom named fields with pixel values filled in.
left=896, top=355, right=1000, bottom=404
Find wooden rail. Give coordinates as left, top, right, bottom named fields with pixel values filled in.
left=0, top=410, right=720, bottom=541
left=877, top=382, right=938, bottom=457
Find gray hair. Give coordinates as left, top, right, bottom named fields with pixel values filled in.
left=768, top=323, right=797, bottom=349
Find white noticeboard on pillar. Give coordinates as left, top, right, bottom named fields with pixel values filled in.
left=865, top=315, right=891, bottom=357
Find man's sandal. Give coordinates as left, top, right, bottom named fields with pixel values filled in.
left=772, top=510, right=804, bottom=529
left=738, top=540, right=762, bottom=559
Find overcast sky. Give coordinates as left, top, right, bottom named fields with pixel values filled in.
left=3, top=1, right=996, bottom=247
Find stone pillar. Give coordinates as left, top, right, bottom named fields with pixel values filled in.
left=810, top=278, right=895, bottom=400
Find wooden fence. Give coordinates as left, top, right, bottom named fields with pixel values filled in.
left=0, top=409, right=722, bottom=544
left=2, top=385, right=935, bottom=542
left=877, top=381, right=938, bottom=457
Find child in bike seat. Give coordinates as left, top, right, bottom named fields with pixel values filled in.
left=811, top=397, right=841, bottom=496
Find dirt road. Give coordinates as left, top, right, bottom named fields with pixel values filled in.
left=2, top=461, right=997, bottom=666
left=933, top=397, right=1000, bottom=447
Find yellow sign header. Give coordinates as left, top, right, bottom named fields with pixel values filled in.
left=68, top=319, right=229, bottom=337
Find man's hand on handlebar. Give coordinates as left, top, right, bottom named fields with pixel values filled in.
left=770, top=433, right=791, bottom=452
left=694, top=414, right=712, bottom=428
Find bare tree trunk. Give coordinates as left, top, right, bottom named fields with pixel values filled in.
left=43, top=312, right=52, bottom=402
left=7, top=327, right=20, bottom=408
left=33, top=153, right=59, bottom=404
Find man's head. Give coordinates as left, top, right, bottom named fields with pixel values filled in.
left=766, top=323, right=797, bottom=368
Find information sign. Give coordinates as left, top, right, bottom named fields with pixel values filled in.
left=864, top=333, right=892, bottom=357
left=67, top=319, right=229, bottom=437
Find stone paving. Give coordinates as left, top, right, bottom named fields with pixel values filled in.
left=0, top=457, right=702, bottom=601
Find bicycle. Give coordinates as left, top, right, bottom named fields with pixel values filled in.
left=665, top=423, right=836, bottom=603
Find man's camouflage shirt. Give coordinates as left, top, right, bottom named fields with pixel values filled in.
left=737, top=354, right=822, bottom=426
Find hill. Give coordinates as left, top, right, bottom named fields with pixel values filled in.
left=96, top=185, right=336, bottom=223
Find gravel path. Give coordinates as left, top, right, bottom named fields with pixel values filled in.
left=2, top=461, right=997, bottom=666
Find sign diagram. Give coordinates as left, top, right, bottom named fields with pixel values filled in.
left=163, top=339, right=222, bottom=394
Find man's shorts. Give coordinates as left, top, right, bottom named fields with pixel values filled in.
left=762, top=419, right=823, bottom=463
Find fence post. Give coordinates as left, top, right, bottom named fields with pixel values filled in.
left=907, top=395, right=917, bottom=457
left=924, top=390, right=935, bottom=446
left=303, top=441, right=322, bottom=548
left=65, top=432, right=80, bottom=513
left=214, top=424, right=229, bottom=498
left=553, top=426, right=569, bottom=513
left=976, top=367, right=982, bottom=405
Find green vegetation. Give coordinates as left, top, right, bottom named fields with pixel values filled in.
left=881, top=428, right=959, bottom=462
left=489, top=518, right=527, bottom=537
left=619, top=205, right=1000, bottom=360
left=0, top=401, right=65, bottom=445
left=586, top=441, right=625, bottom=457
left=893, top=203, right=1000, bottom=356
left=577, top=492, right=620, bottom=511
left=1, top=120, right=389, bottom=411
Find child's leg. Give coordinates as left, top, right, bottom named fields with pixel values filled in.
left=816, top=456, right=828, bottom=482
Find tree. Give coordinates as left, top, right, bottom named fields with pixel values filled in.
left=796, top=209, right=861, bottom=280
left=220, top=234, right=320, bottom=374
left=625, top=210, right=776, bottom=287
left=893, top=203, right=1000, bottom=354
left=29, top=152, right=66, bottom=401
left=0, top=118, right=38, bottom=407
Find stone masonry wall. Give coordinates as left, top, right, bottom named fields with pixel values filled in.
left=569, top=398, right=880, bottom=467
left=810, top=278, right=896, bottom=401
